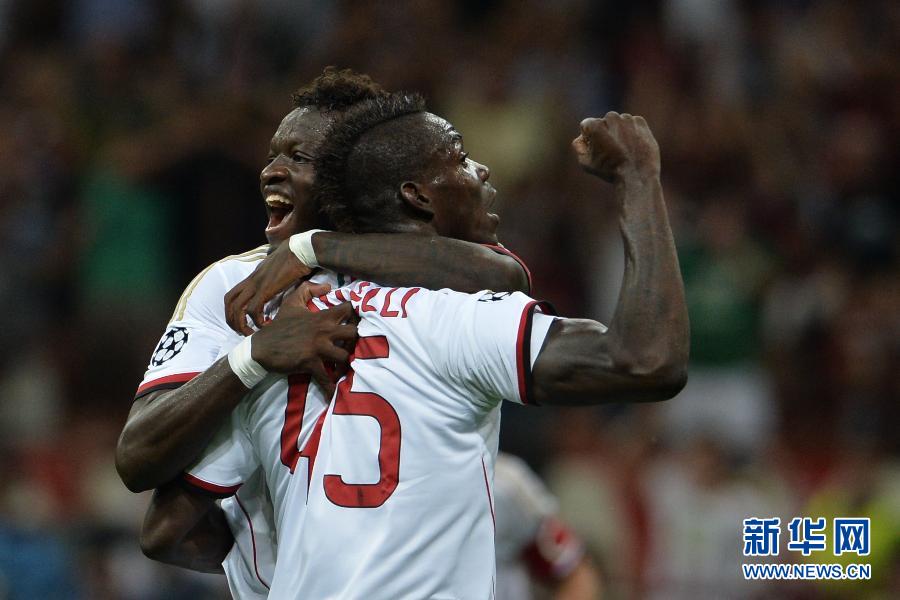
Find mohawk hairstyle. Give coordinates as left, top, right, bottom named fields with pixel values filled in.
left=291, top=66, right=387, bottom=112
left=313, top=92, right=443, bottom=233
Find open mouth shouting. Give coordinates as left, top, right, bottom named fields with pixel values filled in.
left=264, top=192, right=296, bottom=239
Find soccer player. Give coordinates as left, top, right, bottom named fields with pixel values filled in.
left=174, top=93, right=688, bottom=598
left=119, top=70, right=532, bottom=597
left=494, top=453, right=601, bottom=600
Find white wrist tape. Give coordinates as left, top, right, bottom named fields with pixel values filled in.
left=288, top=229, right=327, bottom=268
left=227, top=336, right=268, bottom=388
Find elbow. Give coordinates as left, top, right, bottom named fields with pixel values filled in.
left=140, top=527, right=168, bottom=562
left=618, top=353, right=688, bottom=401
left=116, top=440, right=151, bottom=493
left=140, top=519, right=171, bottom=562
left=647, top=362, right=688, bottom=400
left=140, top=507, right=181, bottom=563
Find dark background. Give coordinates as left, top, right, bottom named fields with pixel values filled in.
left=0, top=0, right=897, bottom=597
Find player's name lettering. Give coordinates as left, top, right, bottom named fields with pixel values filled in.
left=326, top=283, right=421, bottom=319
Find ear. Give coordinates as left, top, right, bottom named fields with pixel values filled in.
left=400, top=182, right=434, bottom=217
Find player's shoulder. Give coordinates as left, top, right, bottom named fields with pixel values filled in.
left=206, top=244, right=270, bottom=280
left=170, top=245, right=269, bottom=322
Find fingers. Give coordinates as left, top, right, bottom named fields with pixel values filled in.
left=249, top=298, right=267, bottom=330
left=303, top=282, right=333, bottom=299
left=319, top=344, right=350, bottom=365
left=308, top=361, right=336, bottom=399
left=225, top=282, right=256, bottom=336
left=326, top=302, right=357, bottom=323
left=330, top=324, right=359, bottom=347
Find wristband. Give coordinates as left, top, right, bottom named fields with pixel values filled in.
left=227, top=336, right=268, bottom=388
left=288, top=229, right=327, bottom=268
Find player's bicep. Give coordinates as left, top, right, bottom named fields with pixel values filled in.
left=532, top=317, right=662, bottom=406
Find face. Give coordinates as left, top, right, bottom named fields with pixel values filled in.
left=413, top=114, right=499, bottom=244
left=260, top=107, right=333, bottom=247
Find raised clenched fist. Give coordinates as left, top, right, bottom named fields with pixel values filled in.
left=571, top=112, right=660, bottom=183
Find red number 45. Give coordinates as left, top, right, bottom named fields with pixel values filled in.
left=281, top=335, right=401, bottom=508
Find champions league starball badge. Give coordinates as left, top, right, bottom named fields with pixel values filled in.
left=151, top=326, right=189, bottom=366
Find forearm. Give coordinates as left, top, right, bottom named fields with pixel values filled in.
left=116, top=359, right=249, bottom=492
left=312, top=232, right=529, bottom=293
left=534, top=174, right=688, bottom=405
left=173, top=504, right=234, bottom=573
left=142, top=482, right=234, bottom=573
left=605, top=172, right=689, bottom=375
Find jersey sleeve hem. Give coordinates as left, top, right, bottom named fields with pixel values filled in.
left=180, top=472, right=242, bottom=498
left=515, top=301, right=557, bottom=405
left=134, top=372, right=201, bottom=400
left=482, top=244, right=533, bottom=294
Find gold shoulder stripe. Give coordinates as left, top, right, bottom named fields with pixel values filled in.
left=170, top=245, right=270, bottom=322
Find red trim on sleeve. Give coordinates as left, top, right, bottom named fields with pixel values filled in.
left=135, top=372, right=200, bottom=398
left=515, top=300, right=557, bottom=405
left=483, top=244, right=533, bottom=293
left=181, top=473, right=242, bottom=497
left=515, top=302, right=539, bottom=405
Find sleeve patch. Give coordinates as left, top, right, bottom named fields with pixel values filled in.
left=151, top=326, right=190, bottom=366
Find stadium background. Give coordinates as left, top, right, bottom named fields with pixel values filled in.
left=0, top=0, right=897, bottom=598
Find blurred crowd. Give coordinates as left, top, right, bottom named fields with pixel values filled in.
left=0, top=0, right=897, bottom=598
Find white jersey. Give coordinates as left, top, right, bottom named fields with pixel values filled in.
left=137, top=245, right=328, bottom=599
left=494, top=453, right=585, bottom=600
left=187, top=280, right=557, bottom=599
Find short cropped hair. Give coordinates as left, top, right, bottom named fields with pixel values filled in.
left=313, top=93, right=448, bottom=233
left=291, top=66, right=386, bottom=112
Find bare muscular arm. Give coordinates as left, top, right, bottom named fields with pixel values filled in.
left=533, top=113, right=689, bottom=405
left=313, top=233, right=528, bottom=293
left=116, top=302, right=356, bottom=492
left=117, top=360, right=247, bottom=493
left=140, top=481, right=233, bottom=573
left=226, top=234, right=529, bottom=334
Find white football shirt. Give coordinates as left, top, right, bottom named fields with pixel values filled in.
left=186, top=280, right=557, bottom=599
left=137, top=245, right=342, bottom=599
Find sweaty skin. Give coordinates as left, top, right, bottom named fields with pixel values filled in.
left=140, top=110, right=688, bottom=574
left=226, top=233, right=528, bottom=334
left=533, top=113, right=689, bottom=405
left=116, top=107, right=530, bottom=494
left=121, top=102, right=531, bottom=575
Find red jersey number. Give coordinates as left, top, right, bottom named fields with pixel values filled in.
left=324, top=335, right=400, bottom=508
